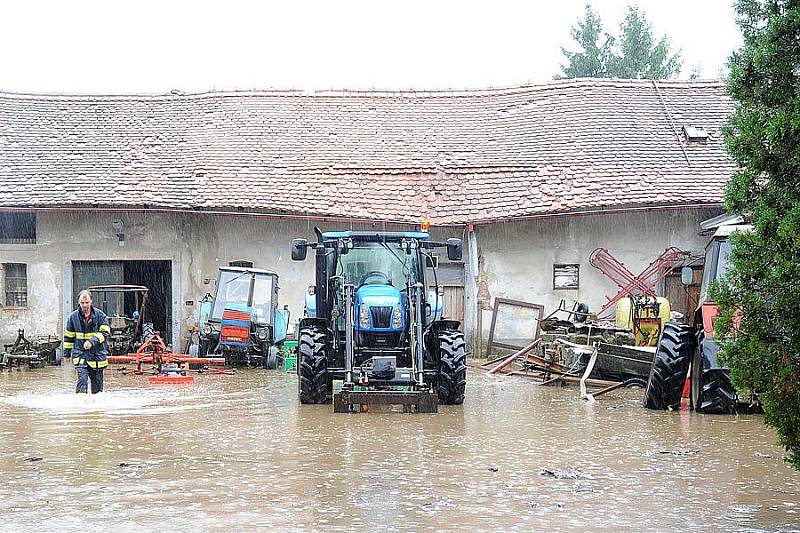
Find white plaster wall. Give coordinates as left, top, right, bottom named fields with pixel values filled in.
left=2, top=207, right=712, bottom=352
left=475, top=208, right=721, bottom=346
left=0, top=211, right=182, bottom=346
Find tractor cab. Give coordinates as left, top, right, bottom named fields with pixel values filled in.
left=87, top=284, right=149, bottom=356
left=199, top=267, right=289, bottom=368
left=292, top=229, right=465, bottom=413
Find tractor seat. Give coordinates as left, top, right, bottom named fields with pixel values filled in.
left=109, top=316, right=130, bottom=330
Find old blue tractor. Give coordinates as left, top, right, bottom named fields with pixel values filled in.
left=198, top=266, right=289, bottom=368
left=291, top=229, right=466, bottom=413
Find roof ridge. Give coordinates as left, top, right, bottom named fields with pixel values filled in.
left=0, top=78, right=725, bottom=101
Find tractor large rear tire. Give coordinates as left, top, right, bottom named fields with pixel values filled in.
left=643, top=322, right=693, bottom=410
left=298, top=326, right=329, bottom=404
left=691, top=334, right=737, bottom=414
left=436, top=330, right=466, bottom=405
left=141, top=322, right=154, bottom=343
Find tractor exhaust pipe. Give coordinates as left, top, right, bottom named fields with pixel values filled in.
left=344, top=281, right=354, bottom=385
left=412, top=282, right=425, bottom=386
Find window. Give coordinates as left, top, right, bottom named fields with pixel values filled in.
left=553, top=264, right=580, bottom=290
left=3, top=263, right=28, bottom=307
left=0, top=212, right=36, bottom=244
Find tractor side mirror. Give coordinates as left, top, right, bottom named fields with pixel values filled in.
left=446, top=238, right=463, bottom=261
left=291, top=239, right=308, bottom=261
left=680, top=266, right=693, bottom=285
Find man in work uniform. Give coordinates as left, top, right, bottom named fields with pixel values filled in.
left=63, top=290, right=111, bottom=394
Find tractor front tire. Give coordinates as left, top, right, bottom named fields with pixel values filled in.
left=263, top=342, right=278, bottom=370
left=298, top=326, right=329, bottom=404
left=436, top=330, right=466, bottom=405
left=691, top=335, right=737, bottom=414
left=643, top=322, right=693, bottom=410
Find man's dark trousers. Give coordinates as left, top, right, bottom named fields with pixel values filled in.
left=76, top=365, right=104, bottom=394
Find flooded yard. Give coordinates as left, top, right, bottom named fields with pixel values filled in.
left=1, top=364, right=798, bottom=532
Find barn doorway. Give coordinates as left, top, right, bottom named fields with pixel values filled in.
left=72, top=260, right=172, bottom=340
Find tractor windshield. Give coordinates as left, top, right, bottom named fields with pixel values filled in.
left=337, top=241, right=421, bottom=288
left=211, top=271, right=274, bottom=324
left=701, top=238, right=734, bottom=298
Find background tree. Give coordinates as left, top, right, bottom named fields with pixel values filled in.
left=557, top=4, right=682, bottom=79
left=558, top=4, right=614, bottom=78
left=608, top=5, right=682, bottom=78
left=716, top=0, right=800, bottom=471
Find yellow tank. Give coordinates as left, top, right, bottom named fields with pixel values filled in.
left=615, top=296, right=671, bottom=347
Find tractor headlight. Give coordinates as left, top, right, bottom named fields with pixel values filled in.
left=202, top=324, right=213, bottom=335
left=392, top=304, right=403, bottom=329
left=359, top=304, right=371, bottom=329
left=256, top=328, right=269, bottom=341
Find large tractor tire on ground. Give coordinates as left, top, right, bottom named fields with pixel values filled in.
left=436, top=330, right=466, bottom=405
left=643, top=322, right=693, bottom=410
left=691, top=335, right=738, bottom=414
left=298, top=326, right=329, bottom=404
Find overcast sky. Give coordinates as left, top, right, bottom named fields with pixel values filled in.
left=0, top=0, right=741, bottom=95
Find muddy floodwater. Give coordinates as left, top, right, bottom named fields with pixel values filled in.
left=1, top=365, right=798, bottom=532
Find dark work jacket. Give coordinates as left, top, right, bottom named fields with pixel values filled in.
left=63, top=307, right=111, bottom=368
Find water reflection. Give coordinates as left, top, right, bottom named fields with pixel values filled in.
left=0, top=365, right=798, bottom=532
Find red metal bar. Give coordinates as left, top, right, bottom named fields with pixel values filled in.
left=488, top=338, right=542, bottom=375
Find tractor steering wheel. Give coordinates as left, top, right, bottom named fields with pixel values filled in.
left=359, top=271, right=392, bottom=286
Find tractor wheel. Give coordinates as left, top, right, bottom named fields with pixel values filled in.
left=141, top=322, right=154, bottom=343
left=691, top=335, right=737, bottom=414
left=263, top=342, right=278, bottom=370
left=643, top=322, right=693, bottom=410
left=622, top=377, right=647, bottom=389
left=298, top=326, right=329, bottom=404
left=436, top=329, right=466, bottom=405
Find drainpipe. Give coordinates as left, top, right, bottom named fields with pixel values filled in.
left=465, top=224, right=479, bottom=354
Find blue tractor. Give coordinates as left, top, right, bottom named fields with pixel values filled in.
left=291, top=229, right=466, bottom=413
left=198, top=266, right=289, bottom=368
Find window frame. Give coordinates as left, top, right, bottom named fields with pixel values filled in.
left=2, top=263, right=28, bottom=308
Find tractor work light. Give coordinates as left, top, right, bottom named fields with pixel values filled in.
left=359, top=304, right=371, bottom=329
left=256, top=328, right=269, bottom=341
left=202, top=324, right=213, bottom=335
left=392, top=304, right=403, bottom=329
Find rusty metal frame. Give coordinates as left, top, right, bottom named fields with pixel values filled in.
left=485, top=297, right=545, bottom=357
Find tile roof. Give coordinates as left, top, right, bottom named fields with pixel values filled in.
left=0, top=79, right=735, bottom=224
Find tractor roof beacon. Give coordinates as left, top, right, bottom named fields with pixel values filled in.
left=291, top=229, right=467, bottom=413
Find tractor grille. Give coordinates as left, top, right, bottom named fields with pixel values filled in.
left=370, top=306, right=393, bottom=328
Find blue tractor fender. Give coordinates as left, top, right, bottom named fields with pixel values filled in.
left=426, top=289, right=443, bottom=322
left=304, top=290, right=317, bottom=318
left=273, top=307, right=290, bottom=343
left=199, top=298, right=213, bottom=327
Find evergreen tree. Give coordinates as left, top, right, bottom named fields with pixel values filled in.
left=716, top=0, right=800, bottom=470
left=558, top=4, right=614, bottom=78
left=557, top=4, right=682, bottom=79
left=609, top=5, right=682, bottom=78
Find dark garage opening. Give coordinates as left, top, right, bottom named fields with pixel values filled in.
left=72, top=260, right=172, bottom=341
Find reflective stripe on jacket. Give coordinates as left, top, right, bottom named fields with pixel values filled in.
left=64, top=307, right=110, bottom=368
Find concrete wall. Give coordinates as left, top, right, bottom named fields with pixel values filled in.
left=472, top=207, right=721, bottom=352
left=1, top=207, right=716, bottom=352
left=0, top=212, right=464, bottom=348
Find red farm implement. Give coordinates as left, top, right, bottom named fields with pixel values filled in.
left=107, top=331, right=229, bottom=384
